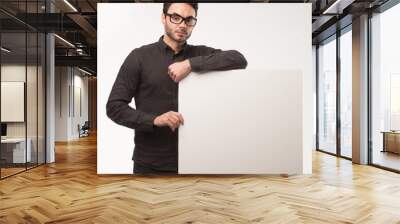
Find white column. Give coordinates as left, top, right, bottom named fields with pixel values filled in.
left=352, top=14, right=369, bottom=164
left=46, top=1, right=55, bottom=163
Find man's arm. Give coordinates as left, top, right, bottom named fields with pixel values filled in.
left=188, top=45, right=248, bottom=72
left=106, top=50, right=156, bottom=132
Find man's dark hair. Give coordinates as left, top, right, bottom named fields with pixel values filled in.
left=163, top=3, right=198, bottom=16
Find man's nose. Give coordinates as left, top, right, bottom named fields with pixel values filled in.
left=178, top=21, right=188, bottom=29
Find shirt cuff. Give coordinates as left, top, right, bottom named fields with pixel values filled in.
left=188, top=56, right=202, bottom=72
left=138, top=112, right=157, bottom=132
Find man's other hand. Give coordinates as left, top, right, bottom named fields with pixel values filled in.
left=153, top=111, right=184, bottom=132
left=168, top=59, right=192, bottom=83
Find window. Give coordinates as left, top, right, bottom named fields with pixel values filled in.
left=340, top=28, right=352, bottom=158
left=0, top=1, right=46, bottom=179
left=371, top=3, right=400, bottom=171
left=318, top=36, right=337, bottom=154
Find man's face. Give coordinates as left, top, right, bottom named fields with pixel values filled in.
left=161, top=3, right=196, bottom=44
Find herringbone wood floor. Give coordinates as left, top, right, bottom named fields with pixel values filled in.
left=1, top=133, right=400, bottom=224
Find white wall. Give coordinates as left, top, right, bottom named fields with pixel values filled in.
left=55, top=67, right=68, bottom=141
left=55, top=67, right=89, bottom=141
left=75, top=71, right=89, bottom=138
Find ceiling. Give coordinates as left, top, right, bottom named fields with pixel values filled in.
left=0, top=0, right=394, bottom=75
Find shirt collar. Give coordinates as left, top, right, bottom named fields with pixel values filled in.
left=157, top=35, right=188, bottom=54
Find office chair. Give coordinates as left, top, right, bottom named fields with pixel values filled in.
left=79, top=121, right=90, bottom=138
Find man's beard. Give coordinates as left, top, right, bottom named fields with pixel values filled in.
left=165, top=25, right=191, bottom=44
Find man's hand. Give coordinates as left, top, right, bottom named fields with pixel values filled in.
left=168, top=59, right=192, bottom=83
left=153, top=111, right=184, bottom=132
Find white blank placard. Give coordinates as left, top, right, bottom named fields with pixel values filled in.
left=179, top=70, right=303, bottom=174
left=1, top=82, right=25, bottom=122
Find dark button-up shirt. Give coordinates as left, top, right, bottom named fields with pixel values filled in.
left=106, top=35, right=247, bottom=171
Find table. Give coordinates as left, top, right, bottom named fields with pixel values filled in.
left=1, top=138, right=32, bottom=164
left=381, top=131, right=400, bottom=154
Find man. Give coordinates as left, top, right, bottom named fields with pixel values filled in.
left=106, top=3, right=247, bottom=174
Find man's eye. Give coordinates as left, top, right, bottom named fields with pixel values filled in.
left=171, top=15, right=181, bottom=21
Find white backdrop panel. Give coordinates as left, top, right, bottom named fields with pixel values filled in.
left=97, top=3, right=312, bottom=174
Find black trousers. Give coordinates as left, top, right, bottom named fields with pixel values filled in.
left=133, top=162, right=177, bottom=175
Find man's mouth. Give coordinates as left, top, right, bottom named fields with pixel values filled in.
left=176, top=31, right=187, bottom=36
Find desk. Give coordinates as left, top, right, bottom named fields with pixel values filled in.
left=382, top=131, right=400, bottom=154
left=1, top=138, right=31, bottom=163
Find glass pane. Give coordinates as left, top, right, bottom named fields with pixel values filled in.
left=1, top=31, right=27, bottom=177
left=0, top=1, right=46, bottom=178
left=27, top=31, right=38, bottom=169
left=371, top=4, right=400, bottom=171
left=318, top=37, right=337, bottom=154
left=38, top=32, right=45, bottom=165
left=340, top=29, right=352, bottom=158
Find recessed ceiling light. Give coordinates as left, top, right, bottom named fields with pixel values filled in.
left=63, top=0, right=78, bottom=12
left=322, top=0, right=353, bottom=15
left=54, top=34, right=75, bottom=48
left=77, top=67, right=93, bottom=76
left=1, top=47, right=11, bottom=53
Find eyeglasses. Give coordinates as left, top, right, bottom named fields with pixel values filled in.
left=164, top=12, right=197, bottom=26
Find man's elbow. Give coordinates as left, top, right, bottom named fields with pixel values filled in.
left=240, top=54, right=248, bottom=69
left=233, top=50, right=248, bottom=69
left=106, top=100, right=116, bottom=121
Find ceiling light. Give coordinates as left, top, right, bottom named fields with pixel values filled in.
left=1, top=47, right=11, bottom=53
left=63, top=0, right=78, bottom=12
left=322, top=0, right=354, bottom=15
left=78, top=67, right=93, bottom=76
left=54, top=34, right=75, bottom=48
